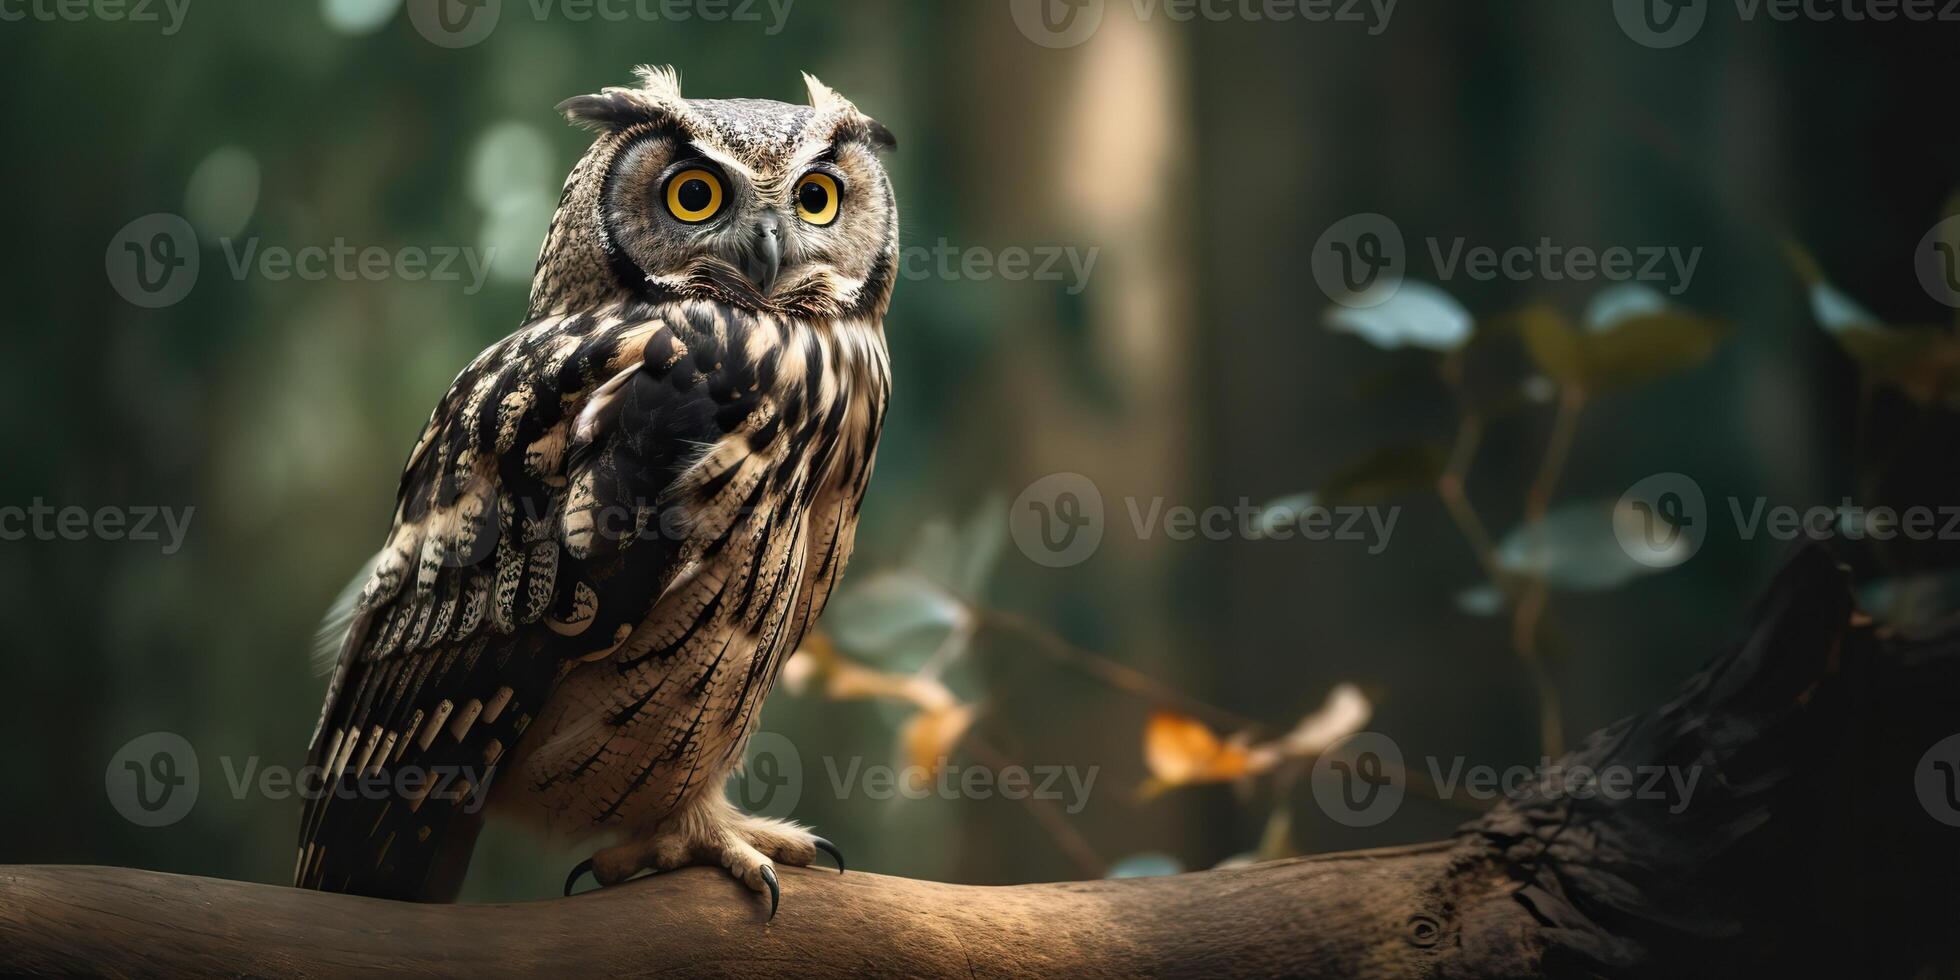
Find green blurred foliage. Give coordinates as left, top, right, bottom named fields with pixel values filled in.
left=1, top=0, right=1957, bottom=902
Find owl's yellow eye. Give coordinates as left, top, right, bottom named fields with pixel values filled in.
left=795, top=172, right=840, bottom=226
left=664, top=168, right=724, bottom=224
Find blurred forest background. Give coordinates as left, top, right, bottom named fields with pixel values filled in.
left=2, top=1, right=1959, bottom=902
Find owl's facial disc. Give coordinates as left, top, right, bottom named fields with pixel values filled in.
left=595, top=112, right=893, bottom=320
left=535, top=68, right=898, bottom=322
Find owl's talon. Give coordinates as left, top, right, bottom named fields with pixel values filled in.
left=563, top=858, right=595, bottom=897
left=760, top=864, right=780, bottom=919
left=812, top=836, right=845, bottom=874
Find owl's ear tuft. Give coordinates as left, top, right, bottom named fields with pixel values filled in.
left=632, top=64, right=684, bottom=103
left=801, top=72, right=852, bottom=115
left=863, top=119, right=897, bottom=153
left=803, top=73, right=895, bottom=153
left=558, top=65, right=685, bottom=132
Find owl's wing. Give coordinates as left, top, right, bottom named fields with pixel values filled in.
left=295, top=307, right=715, bottom=900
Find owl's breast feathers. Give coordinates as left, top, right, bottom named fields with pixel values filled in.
left=296, top=299, right=888, bottom=900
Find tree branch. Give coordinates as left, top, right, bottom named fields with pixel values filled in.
left=5, top=546, right=1957, bottom=978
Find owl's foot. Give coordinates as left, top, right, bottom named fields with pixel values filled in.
left=563, top=810, right=842, bottom=919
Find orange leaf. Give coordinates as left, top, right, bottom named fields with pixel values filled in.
left=1143, top=711, right=1252, bottom=786
left=902, top=705, right=976, bottom=776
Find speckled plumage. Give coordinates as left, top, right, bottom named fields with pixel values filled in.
left=297, top=67, right=896, bottom=903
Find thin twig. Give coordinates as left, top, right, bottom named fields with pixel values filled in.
left=978, top=609, right=1265, bottom=733
left=1525, top=387, right=1587, bottom=524
left=1439, top=412, right=1502, bottom=581
left=1513, top=387, right=1585, bottom=757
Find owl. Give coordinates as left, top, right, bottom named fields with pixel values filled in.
left=295, top=66, right=897, bottom=916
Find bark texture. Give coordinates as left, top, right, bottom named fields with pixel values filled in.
left=4, top=546, right=1956, bottom=978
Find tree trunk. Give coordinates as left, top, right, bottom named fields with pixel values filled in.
left=5, top=545, right=1957, bottom=978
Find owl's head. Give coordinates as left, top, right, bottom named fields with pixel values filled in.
left=528, top=66, right=898, bottom=323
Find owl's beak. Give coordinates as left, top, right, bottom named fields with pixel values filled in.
left=748, top=215, right=783, bottom=296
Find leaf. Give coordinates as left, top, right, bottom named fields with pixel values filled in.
left=822, top=572, right=968, bottom=665
left=1454, top=584, right=1504, bottom=617
left=1320, top=442, right=1447, bottom=505
left=1809, top=282, right=1883, bottom=335
left=1253, top=493, right=1318, bottom=539
left=953, top=495, right=1008, bottom=599
left=1324, top=281, right=1473, bottom=352
left=1514, top=305, right=1588, bottom=387
left=1275, top=683, right=1373, bottom=757
left=1143, top=711, right=1253, bottom=787
left=1497, top=499, right=1679, bottom=591
left=901, top=704, right=977, bottom=777
left=1583, top=283, right=1670, bottom=332
left=1783, top=240, right=1960, bottom=402
left=1107, top=853, right=1184, bottom=878
left=1581, top=310, right=1727, bottom=392
left=902, top=519, right=961, bottom=594
left=1509, top=301, right=1725, bottom=393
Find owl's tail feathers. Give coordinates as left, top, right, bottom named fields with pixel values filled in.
left=292, top=753, right=491, bottom=902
